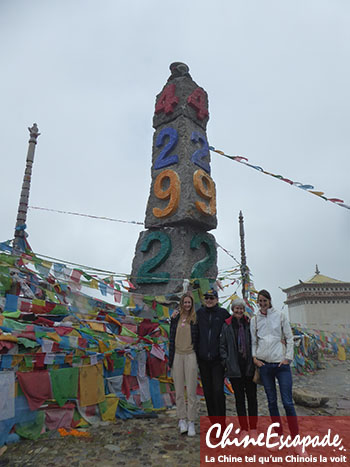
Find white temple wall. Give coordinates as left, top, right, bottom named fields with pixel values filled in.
left=289, top=302, right=350, bottom=333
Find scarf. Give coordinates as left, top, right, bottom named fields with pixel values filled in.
left=237, top=321, right=247, bottom=359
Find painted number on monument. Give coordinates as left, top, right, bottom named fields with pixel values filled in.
left=154, top=127, right=179, bottom=170
left=193, top=169, right=216, bottom=216
left=136, top=231, right=172, bottom=284
left=187, top=87, right=209, bottom=121
left=155, top=83, right=179, bottom=115
left=190, top=233, right=216, bottom=279
left=153, top=169, right=181, bottom=218
left=190, top=131, right=210, bottom=174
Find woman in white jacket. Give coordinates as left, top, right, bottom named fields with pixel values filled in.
left=250, top=289, right=299, bottom=442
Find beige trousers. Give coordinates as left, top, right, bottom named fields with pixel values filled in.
left=172, top=352, right=198, bottom=421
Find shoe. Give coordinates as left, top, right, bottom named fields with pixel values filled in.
left=188, top=421, right=196, bottom=437
left=178, top=419, right=188, bottom=434
left=267, top=436, right=281, bottom=452
left=249, top=429, right=258, bottom=440
left=294, top=445, right=308, bottom=457
left=238, top=430, right=249, bottom=443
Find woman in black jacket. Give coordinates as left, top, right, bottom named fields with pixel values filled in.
left=220, top=298, right=258, bottom=439
left=169, top=293, right=199, bottom=436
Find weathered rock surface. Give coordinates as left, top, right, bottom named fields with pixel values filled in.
left=293, top=388, right=329, bottom=407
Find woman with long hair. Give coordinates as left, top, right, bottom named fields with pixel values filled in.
left=251, top=289, right=303, bottom=454
left=169, top=293, right=198, bottom=437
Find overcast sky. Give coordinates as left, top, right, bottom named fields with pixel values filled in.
left=1, top=0, right=349, bottom=312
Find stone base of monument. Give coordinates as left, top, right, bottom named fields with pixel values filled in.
left=130, top=225, right=217, bottom=297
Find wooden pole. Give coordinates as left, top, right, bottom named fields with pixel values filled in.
left=239, top=210, right=247, bottom=299
left=13, top=123, right=40, bottom=252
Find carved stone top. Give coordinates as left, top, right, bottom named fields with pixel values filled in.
left=153, top=64, right=209, bottom=130
left=169, top=62, right=191, bottom=79
left=28, top=123, right=40, bottom=143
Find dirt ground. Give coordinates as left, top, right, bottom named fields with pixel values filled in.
left=1, top=356, right=350, bottom=467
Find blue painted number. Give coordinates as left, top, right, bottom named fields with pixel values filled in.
left=190, top=131, right=210, bottom=174
left=154, top=127, right=179, bottom=170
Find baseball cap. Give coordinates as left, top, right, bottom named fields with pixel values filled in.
left=204, top=289, right=218, bottom=299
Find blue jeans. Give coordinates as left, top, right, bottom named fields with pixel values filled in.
left=259, top=362, right=298, bottom=437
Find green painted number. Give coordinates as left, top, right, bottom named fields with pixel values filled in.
left=190, top=233, right=216, bottom=279
left=136, top=231, right=172, bottom=283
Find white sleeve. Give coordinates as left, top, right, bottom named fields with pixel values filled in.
left=250, top=316, right=257, bottom=358
left=282, top=313, right=294, bottom=361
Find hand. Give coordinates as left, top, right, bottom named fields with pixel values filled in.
left=278, top=359, right=290, bottom=367
left=171, top=309, right=179, bottom=319
left=253, top=357, right=264, bottom=368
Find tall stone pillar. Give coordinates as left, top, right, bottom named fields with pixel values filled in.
left=13, top=123, right=40, bottom=252
left=130, top=63, right=218, bottom=296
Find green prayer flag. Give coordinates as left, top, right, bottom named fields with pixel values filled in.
left=155, top=304, right=163, bottom=318
left=52, top=304, right=69, bottom=315
left=35, top=330, right=47, bottom=339
left=159, top=324, right=169, bottom=336
left=141, top=399, right=154, bottom=411
left=3, top=318, right=26, bottom=331
left=114, top=355, right=125, bottom=370
left=120, top=326, right=138, bottom=338
left=17, top=338, right=38, bottom=348
left=199, top=278, right=210, bottom=294
left=24, top=356, right=33, bottom=368
left=50, top=367, right=79, bottom=406
left=3, top=311, right=21, bottom=318
left=192, top=289, right=200, bottom=304
left=16, top=411, right=45, bottom=440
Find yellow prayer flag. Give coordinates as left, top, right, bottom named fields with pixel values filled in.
left=310, top=191, right=325, bottom=197
left=100, top=395, right=119, bottom=421
left=124, top=357, right=131, bottom=375
left=90, top=279, right=99, bottom=289
left=162, top=306, right=169, bottom=318
left=89, top=322, right=105, bottom=333
left=155, top=295, right=167, bottom=303
left=338, top=345, right=346, bottom=361
left=79, top=363, right=105, bottom=407
left=128, top=294, right=136, bottom=308
left=12, top=355, right=23, bottom=367
left=49, top=333, right=61, bottom=343
left=99, top=340, right=109, bottom=353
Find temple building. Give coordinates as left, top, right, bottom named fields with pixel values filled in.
left=282, top=266, right=350, bottom=333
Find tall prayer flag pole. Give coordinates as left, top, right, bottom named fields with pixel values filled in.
left=239, top=210, right=247, bottom=299
left=13, top=123, right=40, bottom=252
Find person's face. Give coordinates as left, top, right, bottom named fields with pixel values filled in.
left=183, top=297, right=192, bottom=312
left=258, top=295, right=271, bottom=312
left=204, top=295, right=218, bottom=308
left=232, top=305, right=245, bottom=319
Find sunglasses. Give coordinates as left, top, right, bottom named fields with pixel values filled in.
left=204, top=295, right=216, bottom=300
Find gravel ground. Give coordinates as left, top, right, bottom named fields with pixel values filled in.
left=1, top=356, right=349, bottom=467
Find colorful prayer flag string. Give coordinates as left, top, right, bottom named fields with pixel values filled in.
left=209, top=145, right=350, bottom=211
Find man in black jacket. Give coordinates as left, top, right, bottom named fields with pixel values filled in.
left=197, top=289, right=230, bottom=420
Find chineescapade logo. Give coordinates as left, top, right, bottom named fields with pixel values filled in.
left=200, top=416, right=349, bottom=466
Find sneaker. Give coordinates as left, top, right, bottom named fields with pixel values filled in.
left=188, top=421, right=196, bottom=437
left=178, top=419, right=188, bottom=434
left=294, top=445, right=308, bottom=457
left=267, top=436, right=281, bottom=452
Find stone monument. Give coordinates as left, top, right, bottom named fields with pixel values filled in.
left=130, top=63, right=218, bottom=296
